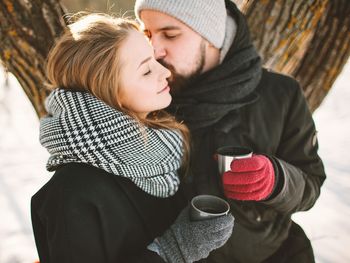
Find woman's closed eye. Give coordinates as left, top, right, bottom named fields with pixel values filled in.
left=143, top=69, right=152, bottom=76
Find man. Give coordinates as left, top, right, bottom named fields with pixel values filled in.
left=134, top=0, right=326, bottom=262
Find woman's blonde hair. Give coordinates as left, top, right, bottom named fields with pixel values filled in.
left=46, top=13, right=190, bottom=173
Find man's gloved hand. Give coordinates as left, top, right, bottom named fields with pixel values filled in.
left=222, top=155, right=275, bottom=201
left=148, top=205, right=234, bottom=263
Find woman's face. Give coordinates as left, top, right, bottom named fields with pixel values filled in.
left=118, top=29, right=172, bottom=118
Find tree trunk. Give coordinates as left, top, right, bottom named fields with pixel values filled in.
left=0, top=0, right=66, bottom=117
left=0, top=0, right=349, bottom=116
left=237, top=0, right=350, bottom=111
left=294, top=1, right=350, bottom=111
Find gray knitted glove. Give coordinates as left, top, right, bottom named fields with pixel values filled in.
left=148, top=205, right=234, bottom=263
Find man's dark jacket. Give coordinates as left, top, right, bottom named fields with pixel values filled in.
left=169, top=1, right=326, bottom=262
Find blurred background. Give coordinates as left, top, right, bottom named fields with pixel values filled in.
left=61, top=0, right=135, bottom=15
left=0, top=0, right=349, bottom=263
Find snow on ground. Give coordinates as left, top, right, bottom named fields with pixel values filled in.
left=292, top=61, right=350, bottom=263
left=0, top=61, right=349, bottom=263
left=0, top=70, right=50, bottom=263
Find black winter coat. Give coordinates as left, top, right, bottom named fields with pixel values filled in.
left=184, top=69, right=326, bottom=263
left=31, top=163, right=186, bottom=263
left=165, top=1, right=326, bottom=262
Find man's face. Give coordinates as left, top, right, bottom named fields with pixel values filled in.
left=140, top=10, right=207, bottom=93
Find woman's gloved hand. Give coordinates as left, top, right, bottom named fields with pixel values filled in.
left=148, top=205, right=234, bottom=263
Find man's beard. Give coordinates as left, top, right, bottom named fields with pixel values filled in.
left=158, top=40, right=206, bottom=95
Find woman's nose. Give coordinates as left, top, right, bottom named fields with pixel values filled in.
left=157, top=61, right=171, bottom=81
left=163, top=67, right=171, bottom=79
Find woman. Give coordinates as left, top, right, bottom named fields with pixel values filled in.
left=31, top=14, right=234, bottom=263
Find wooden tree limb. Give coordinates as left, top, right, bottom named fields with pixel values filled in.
left=244, top=0, right=328, bottom=73
left=0, top=0, right=66, bottom=117
left=294, top=0, right=350, bottom=110
left=238, top=0, right=350, bottom=112
left=0, top=0, right=349, bottom=117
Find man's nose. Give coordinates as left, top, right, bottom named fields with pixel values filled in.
left=152, top=41, right=166, bottom=60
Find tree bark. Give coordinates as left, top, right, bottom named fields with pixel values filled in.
left=294, top=1, right=350, bottom=111
left=0, top=0, right=349, bottom=116
left=238, top=0, right=350, bottom=111
left=0, top=0, right=66, bottom=117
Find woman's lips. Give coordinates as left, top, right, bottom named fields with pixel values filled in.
left=157, top=85, right=170, bottom=94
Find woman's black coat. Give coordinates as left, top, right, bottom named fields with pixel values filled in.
left=31, top=163, right=186, bottom=263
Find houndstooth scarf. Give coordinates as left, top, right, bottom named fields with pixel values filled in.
left=39, top=89, right=184, bottom=198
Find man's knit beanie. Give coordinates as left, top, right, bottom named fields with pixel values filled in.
left=134, top=0, right=227, bottom=49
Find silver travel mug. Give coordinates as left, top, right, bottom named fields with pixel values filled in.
left=190, top=195, right=230, bottom=221
left=217, top=146, right=253, bottom=175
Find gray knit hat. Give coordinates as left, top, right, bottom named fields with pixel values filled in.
left=134, top=0, right=227, bottom=49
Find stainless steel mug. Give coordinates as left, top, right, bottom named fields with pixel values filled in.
left=190, top=195, right=230, bottom=221
left=216, top=146, right=253, bottom=175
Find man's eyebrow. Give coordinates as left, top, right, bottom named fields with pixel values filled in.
left=158, top=26, right=181, bottom=31
left=137, top=57, right=152, bottom=69
left=144, top=26, right=181, bottom=34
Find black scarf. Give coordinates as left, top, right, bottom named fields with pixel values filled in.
left=168, top=1, right=262, bottom=131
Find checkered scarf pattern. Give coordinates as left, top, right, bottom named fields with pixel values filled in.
left=39, top=89, right=184, bottom=198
